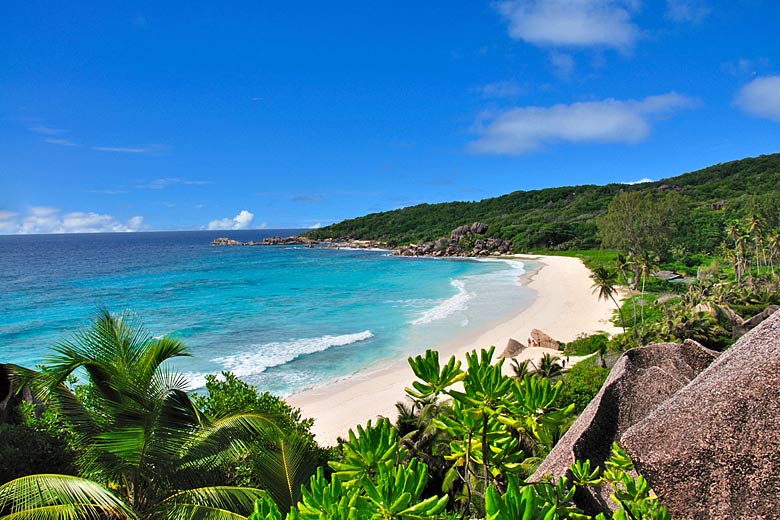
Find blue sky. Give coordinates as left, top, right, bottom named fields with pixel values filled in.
left=2, top=1, right=779, bottom=234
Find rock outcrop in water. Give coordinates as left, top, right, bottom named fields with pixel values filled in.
left=211, top=222, right=511, bottom=257
left=211, top=236, right=316, bottom=246
left=210, top=237, right=244, bottom=246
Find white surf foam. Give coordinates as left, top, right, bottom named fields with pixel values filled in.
left=210, top=330, right=375, bottom=379
left=411, top=279, right=472, bottom=325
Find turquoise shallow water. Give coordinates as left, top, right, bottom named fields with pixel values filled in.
left=0, top=230, right=537, bottom=396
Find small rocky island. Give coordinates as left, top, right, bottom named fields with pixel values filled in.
left=211, top=222, right=514, bottom=257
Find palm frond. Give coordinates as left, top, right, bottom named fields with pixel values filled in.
left=139, top=337, right=191, bottom=386
left=251, top=434, right=319, bottom=513
left=0, top=474, right=135, bottom=520
left=180, top=413, right=279, bottom=472
left=156, top=486, right=264, bottom=520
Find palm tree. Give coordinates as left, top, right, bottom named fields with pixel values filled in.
left=767, top=232, right=779, bottom=278
left=531, top=353, right=564, bottom=380
left=0, top=309, right=283, bottom=520
left=591, top=265, right=626, bottom=334
left=510, top=358, right=532, bottom=379
left=635, top=253, right=658, bottom=324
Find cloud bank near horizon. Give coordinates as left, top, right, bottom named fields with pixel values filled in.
left=0, top=207, right=145, bottom=234
left=207, top=210, right=266, bottom=231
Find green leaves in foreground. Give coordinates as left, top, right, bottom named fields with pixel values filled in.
left=0, top=474, right=136, bottom=520
left=329, top=418, right=406, bottom=484
left=251, top=420, right=449, bottom=520
left=485, top=443, right=670, bottom=520
left=405, top=350, right=464, bottom=399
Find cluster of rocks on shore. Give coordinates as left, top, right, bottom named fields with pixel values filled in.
left=393, top=222, right=512, bottom=257
left=211, top=221, right=514, bottom=257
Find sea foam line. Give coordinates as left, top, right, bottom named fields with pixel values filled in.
left=183, top=330, right=374, bottom=389
left=216, top=330, right=374, bottom=376
left=411, top=279, right=472, bottom=325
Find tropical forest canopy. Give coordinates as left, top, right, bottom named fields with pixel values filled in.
left=305, top=154, right=780, bottom=253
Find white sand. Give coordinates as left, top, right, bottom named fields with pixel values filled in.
left=287, top=254, right=620, bottom=446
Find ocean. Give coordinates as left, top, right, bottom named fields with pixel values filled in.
left=0, top=230, right=537, bottom=396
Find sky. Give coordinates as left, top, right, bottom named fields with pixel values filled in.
left=1, top=1, right=779, bottom=234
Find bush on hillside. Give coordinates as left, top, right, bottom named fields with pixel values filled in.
left=557, top=361, right=609, bottom=414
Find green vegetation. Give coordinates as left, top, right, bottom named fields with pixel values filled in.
left=0, top=312, right=668, bottom=520
left=15, top=155, right=780, bottom=519
left=243, top=348, right=666, bottom=520
left=306, top=154, right=780, bottom=252
left=0, top=310, right=304, bottom=520
left=556, top=361, right=609, bottom=414
left=0, top=423, right=76, bottom=484
left=191, top=371, right=331, bottom=501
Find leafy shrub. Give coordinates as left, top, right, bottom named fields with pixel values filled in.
left=193, top=371, right=315, bottom=440
left=557, top=361, right=609, bottom=413
left=0, top=423, right=77, bottom=484
left=191, top=371, right=333, bottom=487
left=564, top=333, right=609, bottom=356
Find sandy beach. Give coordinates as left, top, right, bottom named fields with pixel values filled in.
left=288, top=254, right=621, bottom=446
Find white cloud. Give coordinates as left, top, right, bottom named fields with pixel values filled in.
left=495, top=0, right=640, bottom=51
left=666, top=0, right=710, bottom=23
left=92, top=144, right=166, bottom=154
left=0, top=211, right=19, bottom=234
left=735, top=76, right=780, bottom=122
left=623, top=177, right=654, bottom=184
left=27, top=124, right=81, bottom=147
left=207, top=210, right=256, bottom=230
left=140, top=177, right=211, bottom=189
left=309, top=222, right=323, bottom=229
left=0, top=207, right=145, bottom=234
left=29, top=125, right=66, bottom=136
left=468, top=92, right=696, bottom=154
left=44, top=137, right=80, bottom=147
left=475, top=80, right=525, bottom=98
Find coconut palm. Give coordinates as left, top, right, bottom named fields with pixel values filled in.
left=531, top=353, right=564, bottom=380
left=510, top=358, right=532, bottom=379
left=0, top=309, right=284, bottom=520
left=590, top=265, right=626, bottom=334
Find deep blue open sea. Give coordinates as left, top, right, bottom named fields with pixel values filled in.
left=0, top=230, right=536, bottom=396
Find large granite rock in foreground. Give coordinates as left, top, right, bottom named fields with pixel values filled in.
left=622, top=310, right=780, bottom=519
left=531, top=340, right=719, bottom=513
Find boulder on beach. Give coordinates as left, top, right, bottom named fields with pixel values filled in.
left=530, top=328, right=560, bottom=350
left=530, top=339, right=719, bottom=514
left=621, top=310, right=780, bottom=519
left=500, top=338, right=526, bottom=358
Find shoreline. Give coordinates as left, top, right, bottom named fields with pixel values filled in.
left=287, top=254, right=621, bottom=446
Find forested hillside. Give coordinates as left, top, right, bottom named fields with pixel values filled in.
left=305, top=154, right=780, bottom=252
